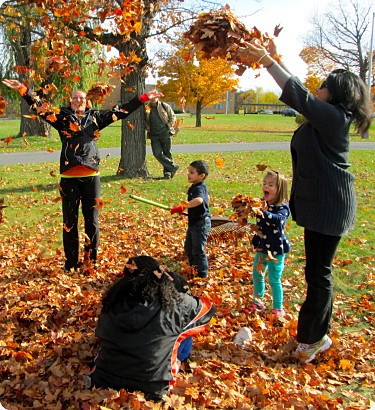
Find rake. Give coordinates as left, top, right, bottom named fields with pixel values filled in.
left=129, top=195, right=254, bottom=242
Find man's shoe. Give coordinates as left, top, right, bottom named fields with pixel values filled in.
left=163, top=172, right=172, bottom=179
left=171, top=164, right=179, bottom=177
left=295, top=335, right=332, bottom=363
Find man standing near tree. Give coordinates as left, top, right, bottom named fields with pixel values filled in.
left=146, top=95, right=179, bottom=179
left=2, top=78, right=163, bottom=273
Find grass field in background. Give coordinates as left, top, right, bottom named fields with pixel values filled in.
left=0, top=113, right=373, bottom=153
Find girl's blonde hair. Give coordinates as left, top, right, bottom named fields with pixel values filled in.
left=264, top=170, right=289, bottom=205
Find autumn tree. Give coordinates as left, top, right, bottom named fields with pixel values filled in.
left=302, top=0, right=373, bottom=82
left=0, top=2, right=52, bottom=138
left=157, top=37, right=238, bottom=127
left=236, top=87, right=280, bottom=113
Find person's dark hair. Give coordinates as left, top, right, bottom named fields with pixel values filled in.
left=190, top=160, right=210, bottom=178
left=101, top=256, right=181, bottom=313
left=325, top=69, right=372, bottom=134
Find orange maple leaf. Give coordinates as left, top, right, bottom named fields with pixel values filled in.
left=72, top=74, right=81, bottom=82
left=127, top=121, right=134, bottom=129
left=94, top=198, right=104, bottom=209
left=4, top=136, right=13, bottom=146
left=256, top=164, right=268, bottom=171
left=23, top=139, right=30, bottom=147
left=47, top=148, right=55, bottom=153
left=120, top=184, right=127, bottom=194
left=46, top=113, right=57, bottom=122
left=50, top=170, right=57, bottom=178
left=215, top=157, right=224, bottom=169
left=69, top=122, right=81, bottom=132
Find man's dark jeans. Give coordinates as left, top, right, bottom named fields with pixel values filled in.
left=60, top=175, right=101, bottom=270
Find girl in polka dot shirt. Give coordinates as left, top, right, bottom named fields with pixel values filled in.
left=249, top=170, right=291, bottom=317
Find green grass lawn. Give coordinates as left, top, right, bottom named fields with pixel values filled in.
left=0, top=150, right=374, bottom=317
left=0, top=114, right=373, bottom=153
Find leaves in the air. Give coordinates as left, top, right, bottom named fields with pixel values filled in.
left=0, top=94, right=9, bottom=116
left=256, top=163, right=268, bottom=171
left=215, top=157, right=225, bottom=168
left=94, top=197, right=104, bottom=209
left=86, top=82, right=114, bottom=104
left=4, top=135, right=13, bottom=146
left=231, top=194, right=265, bottom=226
left=184, top=5, right=277, bottom=76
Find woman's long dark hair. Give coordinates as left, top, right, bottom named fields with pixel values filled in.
left=326, top=69, right=373, bottom=134
left=101, top=256, right=181, bottom=313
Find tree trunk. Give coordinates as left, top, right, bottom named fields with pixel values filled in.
left=117, top=69, right=149, bottom=178
left=16, top=97, right=51, bottom=138
left=9, top=14, right=51, bottom=138
left=195, top=100, right=202, bottom=127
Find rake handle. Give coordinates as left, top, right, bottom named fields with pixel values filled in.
left=129, top=195, right=170, bottom=210
left=129, top=195, right=188, bottom=215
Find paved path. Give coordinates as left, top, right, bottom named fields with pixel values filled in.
left=0, top=141, right=374, bottom=165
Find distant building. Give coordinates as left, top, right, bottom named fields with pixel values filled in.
left=100, top=80, right=235, bottom=114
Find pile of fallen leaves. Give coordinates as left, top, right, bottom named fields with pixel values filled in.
left=0, top=207, right=374, bottom=410
left=183, top=5, right=279, bottom=75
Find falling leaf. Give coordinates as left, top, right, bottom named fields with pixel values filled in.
left=69, top=122, right=81, bottom=132
left=23, top=139, right=30, bottom=147
left=47, top=148, right=55, bottom=153
left=94, top=198, right=104, bottom=209
left=50, top=170, right=57, bottom=178
left=63, top=223, right=72, bottom=232
left=46, top=113, right=57, bottom=122
left=127, top=121, right=134, bottom=129
left=4, top=136, right=13, bottom=146
left=274, top=24, right=283, bottom=37
left=121, top=184, right=127, bottom=194
left=215, top=157, right=224, bottom=168
left=256, top=164, right=268, bottom=171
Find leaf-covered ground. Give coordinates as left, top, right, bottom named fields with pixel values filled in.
left=0, top=207, right=374, bottom=410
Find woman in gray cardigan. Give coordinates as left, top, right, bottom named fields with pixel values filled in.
left=245, top=40, right=372, bottom=363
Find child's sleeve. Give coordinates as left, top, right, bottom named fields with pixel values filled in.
left=262, top=206, right=289, bottom=226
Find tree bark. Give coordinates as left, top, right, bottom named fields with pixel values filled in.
left=117, top=68, right=149, bottom=178
left=195, top=100, right=202, bottom=127
left=10, top=15, right=51, bottom=138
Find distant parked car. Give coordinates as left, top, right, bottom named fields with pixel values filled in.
left=282, top=108, right=298, bottom=117
left=258, top=109, right=273, bottom=115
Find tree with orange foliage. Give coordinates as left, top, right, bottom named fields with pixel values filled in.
left=1, top=0, right=217, bottom=177
left=157, top=37, right=238, bottom=127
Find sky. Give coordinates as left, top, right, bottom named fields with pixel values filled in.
left=145, top=0, right=333, bottom=93
left=212, top=0, right=333, bottom=93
